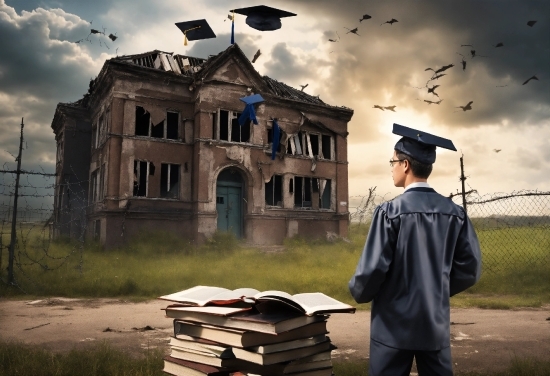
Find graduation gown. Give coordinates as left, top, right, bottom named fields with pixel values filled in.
left=349, top=187, right=482, bottom=351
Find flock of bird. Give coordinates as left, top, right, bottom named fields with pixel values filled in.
left=323, top=14, right=540, bottom=118
left=74, top=20, right=119, bottom=53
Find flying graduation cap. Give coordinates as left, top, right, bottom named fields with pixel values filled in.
left=175, top=19, right=216, bottom=46
left=392, top=123, right=456, bottom=164
left=238, top=94, right=264, bottom=126
left=230, top=5, right=296, bottom=31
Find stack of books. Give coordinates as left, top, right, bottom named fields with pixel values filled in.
left=158, top=286, right=356, bottom=376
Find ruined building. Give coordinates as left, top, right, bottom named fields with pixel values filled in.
left=51, top=44, right=354, bottom=248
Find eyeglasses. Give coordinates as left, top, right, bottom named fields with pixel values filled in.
left=389, top=159, right=404, bottom=167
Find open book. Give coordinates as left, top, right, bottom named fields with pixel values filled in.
left=159, top=285, right=355, bottom=316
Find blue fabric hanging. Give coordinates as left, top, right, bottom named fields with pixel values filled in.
left=238, top=94, right=264, bottom=126
left=271, top=119, right=280, bottom=160
left=238, top=104, right=258, bottom=126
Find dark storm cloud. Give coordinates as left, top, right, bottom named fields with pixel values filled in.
left=279, top=0, right=549, bottom=136
left=264, top=43, right=313, bottom=83
left=185, top=32, right=261, bottom=61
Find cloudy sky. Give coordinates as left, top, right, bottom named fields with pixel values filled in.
left=0, top=0, right=549, bottom=212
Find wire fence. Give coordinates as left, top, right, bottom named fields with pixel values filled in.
left=350, top=187, right=550, bottom=272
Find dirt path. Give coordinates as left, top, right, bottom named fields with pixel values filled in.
left=1, top=298, right=549, bottom=374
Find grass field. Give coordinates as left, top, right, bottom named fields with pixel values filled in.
left=1, top=224, right=549, bottom=309
left=1, top=224, right=549, bottom=375
left=1, top=340, right=549, bottom=376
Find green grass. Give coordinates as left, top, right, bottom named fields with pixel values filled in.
left=1, top=224, right=549, bottom=309
left=1, top=341, right=549, bottom=376
left=0, top=340, right=164, bottom=376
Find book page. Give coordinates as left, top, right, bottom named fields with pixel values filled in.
left=210, top=288, right=260, bottom=302
left=291, top=293, right=355, bottom=314
left=166, top=306, right=250, bottom=316
left=159, top=286, right=230, bottom=305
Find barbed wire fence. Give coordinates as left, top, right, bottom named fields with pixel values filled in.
left=0, top=119, right=89, bottom=290
left=350, top=185, right=550, bottom=273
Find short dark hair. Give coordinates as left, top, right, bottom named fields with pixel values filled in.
left=395, top=151, right=433, bottom=179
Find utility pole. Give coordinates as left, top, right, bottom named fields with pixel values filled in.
left=459, top=154, right=468, bottom=215
left=7, top=118, right=24, bottom=285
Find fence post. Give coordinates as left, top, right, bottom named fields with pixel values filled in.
left=460, top=155, right=468, bottom=215
left=7, top=118, right=24, bottom=285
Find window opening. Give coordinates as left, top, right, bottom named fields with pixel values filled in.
left=322, top=135, right=332, bottom=159
left=161, top=163, right=180, bottom=198
left=310, top=134, right=319, bottom=158
left=135, top=106, right=150, bottom=136
left=166, top=112, right=179, bottom=140
left=133, top=160, right=149, bottom=197
left=265, top=175, right=283, bottom=206
left=220, top=110, right=229, bottom=141
left=319, top=179, right=332, bottom=209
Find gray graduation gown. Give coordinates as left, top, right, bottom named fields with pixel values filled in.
left=349, top=187, right=481, bottom=351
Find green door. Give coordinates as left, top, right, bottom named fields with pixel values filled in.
left=216, top=184, right=242, bottom=238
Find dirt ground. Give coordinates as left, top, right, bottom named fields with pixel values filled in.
left=0, top=298, right=549, bottom=374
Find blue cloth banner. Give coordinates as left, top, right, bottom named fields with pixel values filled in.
left=271, top=119, right=280, bottom=160
left=238, top=104, right=258, bottom=126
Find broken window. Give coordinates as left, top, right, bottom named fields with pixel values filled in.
left=294, top=176, right=313, bottom=208
left=135, top=106, right=150, bottom=136
left=56, top=132, right=63, bottom=164
left=166, top=111, right=179, bottom=140
left=310, top=134, right=319, bottom=157
left=160, top=163, right=180, bottom=199
left=215, top=109, right=249, bottom=143
left=322, top=135, right=332, bottom=160
left=265, top=175, right=283, bottom=207
left=99, top=164, right=105, bottom=201
left=133, top=160, right=154, bottom=197
left=286, top=132, right=334, bottom=160
left=135, top=106, right=180, bottom=140
left=90, top=168, right=99, bottom=202
left=319, top=179, right=332, bottom=209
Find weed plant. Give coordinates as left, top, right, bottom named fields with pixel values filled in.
left=1, top=340, right=549, bottom=376
left=0, top=340, right=164, bottom=376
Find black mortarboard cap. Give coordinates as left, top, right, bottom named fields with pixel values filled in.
left=393, top=123, right=456, bottom=164
left=231, top=5, right=296, bottom=31
left=175, top=19, right=216, bottom=45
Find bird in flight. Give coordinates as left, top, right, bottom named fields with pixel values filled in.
left=251, top=49, right=261, bottom=63
left=424, top=99, right=443, bottom=105
left=431, top=73, right=447, bottom=80
left=429, top=64, right=454, bottom=74
left=438, top=64, right=454, bottom=73
left=384, top=106, right=396, bottom=112
left=493, top=149, right=502, bottom=153
left=344, top=27, right=360, bottom=35
left=381, top=18, right=398, bottom=26
left=108, top=33, right=117, bottom=42
left=373, top=105, right=385, bottom=111
left=494, top=42, right=503, bottom=47
left=360, top=14, right=372, bottom=22
left=522, top=75, right=538, bottom=85
left=456, top=101, right=473, bottom=112
left=527, top=20, right=537, bottom=27
left=427, top=85, right=440, bottom=97
left=457, top=53, right=467, bottom=71
left=300, top=84, right=309, bottom=91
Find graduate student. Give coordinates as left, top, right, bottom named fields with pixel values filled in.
left=349, top=123, right=482, bottom=376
